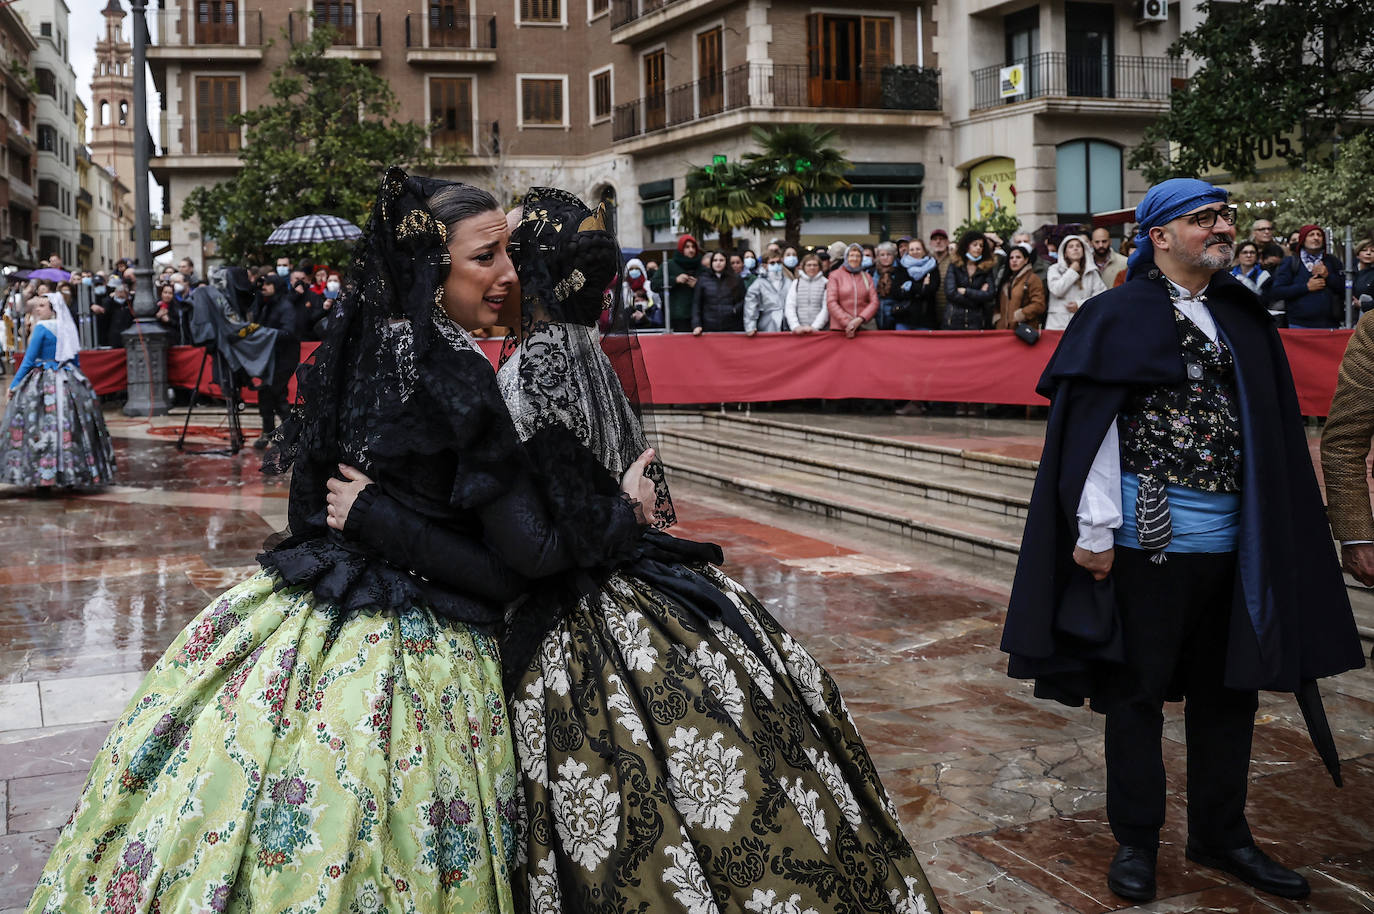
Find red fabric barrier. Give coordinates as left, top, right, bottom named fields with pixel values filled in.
left=26, top=329, right=1356, bottom=416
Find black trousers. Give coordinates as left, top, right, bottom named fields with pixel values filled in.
left=1103, top=547, right=1258, bottom=851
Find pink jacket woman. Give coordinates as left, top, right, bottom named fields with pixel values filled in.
left=825, top=245, right=879, bottom=332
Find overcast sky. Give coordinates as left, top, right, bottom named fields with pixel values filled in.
left=70, top=1, right=164, bottom=209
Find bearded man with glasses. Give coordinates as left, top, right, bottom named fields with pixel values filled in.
left=1001, top=178, right=1364, bottom=904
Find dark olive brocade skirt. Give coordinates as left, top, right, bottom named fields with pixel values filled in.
left=510, top=564, right=941, bottom=914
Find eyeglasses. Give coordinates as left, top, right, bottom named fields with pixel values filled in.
left=1185, top=206, right=1237, bottom=229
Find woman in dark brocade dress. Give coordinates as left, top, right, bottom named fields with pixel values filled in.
left=333, top=188, right=942, bottom=914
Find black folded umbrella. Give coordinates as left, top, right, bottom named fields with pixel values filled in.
left=1296, top=679, right=1343, bottom=787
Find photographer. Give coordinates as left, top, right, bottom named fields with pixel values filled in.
left=285, top=264, right=326, bottom=340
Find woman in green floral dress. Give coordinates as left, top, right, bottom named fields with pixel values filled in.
left=25, top=170, right=549, bottom=914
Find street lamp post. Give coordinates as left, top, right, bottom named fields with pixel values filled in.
left=121, top=0, right=169, bottom=416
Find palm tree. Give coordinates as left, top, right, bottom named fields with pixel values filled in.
left=746, top=124, right=853, bottom=247
left=677, top=159, right=775, bottom=252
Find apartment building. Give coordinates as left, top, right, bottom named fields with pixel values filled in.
left=76, top=97, right=125, bottom=275
left=945, top=0, right=1191, bottom=232
left=0, top=1, right=38, bottom=269
left=13, top=0, right=80, bottom=267
left=150, top=0, right=1200, bottom=262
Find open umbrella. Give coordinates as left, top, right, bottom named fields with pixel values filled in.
left=265, top=214, right=363, bottom=246
left=28, top=267, right=71, bottom=282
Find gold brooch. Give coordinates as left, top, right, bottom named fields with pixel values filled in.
left=554, top=269, right=586, bottom=302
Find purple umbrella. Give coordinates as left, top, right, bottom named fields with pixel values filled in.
left=28, top=267, right=71, bottom=282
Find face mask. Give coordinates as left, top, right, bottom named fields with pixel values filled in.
left=782, top=255, right=798, bottom=269
left=744, top=257, right=757, bottom=270
left=1046, top=252, right=1059, bottom=262
left=627, top=268, right=642, bottom=280
left=81, top=276, right=92, bottom=286
left=112, top=295, right=128, bottom=305
left=174, top=282, right=187, bottom=294
left=93, top=285, right=106, bottom=295
left=967, top=251, right=983, bottom=262
left=862, top=256, right=874, bottom=269
left=276, top=266, right=290, bottom=276
left=767, top=263, right=783, bottom=276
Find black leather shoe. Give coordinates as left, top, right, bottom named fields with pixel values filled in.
left=1185, top=843, right=1310, bottom=899
left=1108, top=844, right=1158, bottom=902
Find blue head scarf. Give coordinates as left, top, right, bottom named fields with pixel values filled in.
left=1125, top=178, right=1229, bottom=281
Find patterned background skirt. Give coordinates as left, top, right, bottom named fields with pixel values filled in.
left=27, top=571, right=519, bottom=914
left=509, top=565, right=941, bottom=914
left=1, top=366, right=115, bottom=487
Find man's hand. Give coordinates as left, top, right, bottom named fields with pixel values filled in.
left=1341, top=543, right=1374, bottom=587
left=692, top=326, right=704, bottom=336
left=1308, top=275, right=1327, bottom=292
left=1066, top=302, right=1079, bottom=313
left=90, top=304, right=105, bottom=315
left=745, top=329, right=756, bottom=337
left=1073, top=545, right=1114, bottom=581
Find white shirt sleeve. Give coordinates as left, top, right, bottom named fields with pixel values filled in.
left=1075, top=418, right=1123, bottom=552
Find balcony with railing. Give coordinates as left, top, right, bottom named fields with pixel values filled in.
left=148, top=7, right=265, bottom=60
left=289, top=11, right=383, bottom=61
left=970, top=52, right=1185, bottom=112
left=79, top=232, right=94, bottom=251
left=150, top=116, right=244, bottom=171
left=77, top=187, right=93, bottom=209
left=613, top=62, right=940, bottom=144
left=609, top=0, right=730, bottom=42
left=404, top=13, right=497, bottom=64
left=5, top=115, right=33, bottom=153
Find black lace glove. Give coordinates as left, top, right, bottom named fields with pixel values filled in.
left=345, top=483, right=530, bottom=603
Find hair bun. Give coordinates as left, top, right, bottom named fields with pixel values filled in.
left=560, top=230, right=621, bottom=325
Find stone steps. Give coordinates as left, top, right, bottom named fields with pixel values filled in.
left=662, top=451, right=1024, bottom=566
left=652, top=410, right=1374, bottom=647
left=655, top=423, right=1032, bottom=521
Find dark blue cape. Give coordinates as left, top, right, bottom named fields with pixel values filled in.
left=1001, top=265, right=1365, bottom=707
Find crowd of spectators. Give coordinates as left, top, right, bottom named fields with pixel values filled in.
left=623, top=215, right=1374, bottom=339
left=0, top=253, right=346, bottom=357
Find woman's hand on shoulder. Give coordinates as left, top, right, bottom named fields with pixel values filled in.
left=326, top=464, right=375, bottom=531
left=620, top=447, right=657, bottom=522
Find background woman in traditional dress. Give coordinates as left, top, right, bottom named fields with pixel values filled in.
left=1, top=291, right=114, bottom=487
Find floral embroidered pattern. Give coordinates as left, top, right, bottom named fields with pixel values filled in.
left=509, top=567, right=941, bottom=914
left=27, top=571, right=520, bottom=914
left=550, top=758, right=619, bottom=872
left=1119, top=307, right=1242, bottom=492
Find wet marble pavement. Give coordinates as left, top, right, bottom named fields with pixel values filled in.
left=1, top=411, right=1371, bottom=913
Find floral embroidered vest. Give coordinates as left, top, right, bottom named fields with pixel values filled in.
left=1118, top=307, right=1243, bottom=493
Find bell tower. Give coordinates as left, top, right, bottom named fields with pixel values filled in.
left=89, top=0, right=135, bottom=184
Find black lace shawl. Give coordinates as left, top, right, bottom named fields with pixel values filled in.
left=258, top=166, right=525, bottom=624
left=500, top=187, right=676, bottom=544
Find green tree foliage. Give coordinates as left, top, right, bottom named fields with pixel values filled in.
left=1280, top=133, right=1374, bottom=240
left=677, top=159, right=774, bottom=252
left=182, top=26, right=438, bottom=265
left=1129, top=0, right=1374, bottom=183
left=745, top=124, right=852, bottom=247
left=954, top=208, right=1022, bottom=244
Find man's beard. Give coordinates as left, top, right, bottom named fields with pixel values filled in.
left=1196, top=235, right=1233, bottom=271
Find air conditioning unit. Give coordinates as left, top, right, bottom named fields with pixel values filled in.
left=1137, top=0, right=1168, bottom=22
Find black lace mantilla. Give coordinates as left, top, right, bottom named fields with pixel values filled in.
left=257, top=166, right=526, bottom=617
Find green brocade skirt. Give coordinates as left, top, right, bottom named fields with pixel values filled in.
left=26, top=570, right=519, bottom=914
